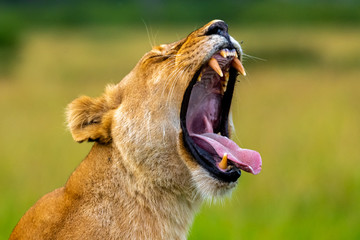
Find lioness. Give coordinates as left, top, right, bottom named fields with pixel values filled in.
left=10, top=20, right=261, bottom=240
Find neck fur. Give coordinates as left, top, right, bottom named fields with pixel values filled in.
left=66, top=143, right=202, bottom=239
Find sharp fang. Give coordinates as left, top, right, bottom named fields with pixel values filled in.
left=220, top=50, right=227, bottom=58
left=232, top=58, right=246, bottom=76
left=219, top=153, right=228, bottom=170
left=208, top=57, right=223, bottom=77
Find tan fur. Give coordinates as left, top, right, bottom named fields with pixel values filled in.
left=10, top=20, right=243, bottom=240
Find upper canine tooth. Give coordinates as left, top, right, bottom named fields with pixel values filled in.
left=232, top=58, right=246, bottom=76
left=208, top=57, right=223, bottom=77
left=220, top=50, right=227, bottom=58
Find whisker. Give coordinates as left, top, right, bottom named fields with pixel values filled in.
left=169, top=64, right=190, bottom=98
left=162, top=63, right=181, bottom=91
left=166, top=67, right=185, bottom=105
left=142, top=19, right=156, bottom=48
left=160, top=62, right=177, bottom=98
left=167, top=64, right=191, bottom=106
left=242, top=53, right=267, bottom=62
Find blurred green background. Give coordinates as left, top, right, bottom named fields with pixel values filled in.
left=1, top=0, right=360, bottom=239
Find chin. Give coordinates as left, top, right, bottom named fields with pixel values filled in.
left=191, top=167, right=238, bottom=199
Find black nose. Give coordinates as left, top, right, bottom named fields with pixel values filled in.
left=205, top=21, right=234, bottom=49
left=205, top=21, right=229, bottom=38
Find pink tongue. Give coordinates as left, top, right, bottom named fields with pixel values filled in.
left=190, top=133, right=262, bottom=174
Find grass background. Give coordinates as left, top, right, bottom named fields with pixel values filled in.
left=1, top=1, right=360, bottom=239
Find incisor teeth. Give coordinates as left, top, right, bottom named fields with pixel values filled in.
left=208, top=57, right=223, bottom=77
left=232, top=58, right=246, bottom=76
left=220, top=49, right=237, bottom=59
left=229, top=49, right=236, bottom=57
left=219, top=153, right=228, bottom=170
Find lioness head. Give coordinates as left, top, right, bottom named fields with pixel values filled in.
left=67, top=20, right=261, bottom=200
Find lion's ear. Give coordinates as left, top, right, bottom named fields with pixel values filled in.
left=66, top=85, right=121, bottom=144
left=66, top=96, right=113, bottom=143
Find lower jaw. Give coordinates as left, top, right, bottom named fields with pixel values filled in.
left=180, top=116, right=241, bottom=183
left=192, top=167, right=239, bottom=198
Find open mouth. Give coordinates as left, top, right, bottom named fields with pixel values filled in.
left=180, top=48, right=262, bottom=183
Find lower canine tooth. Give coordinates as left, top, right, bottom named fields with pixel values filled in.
left=219, top=153, right=228, bottom=170
left=208, top=57, right=223, bottom=77
left=232, top=58, right=246, bottom=76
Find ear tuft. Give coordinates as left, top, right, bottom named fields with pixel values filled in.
left=66, top=85, right=121, bottom=143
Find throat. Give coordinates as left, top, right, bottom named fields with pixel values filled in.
left=73, top=143, right=202, bottom=239
left=186, top=81, right=223, bottom=135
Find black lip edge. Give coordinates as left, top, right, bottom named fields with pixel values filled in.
left=180, top=59, right=241, bottom=183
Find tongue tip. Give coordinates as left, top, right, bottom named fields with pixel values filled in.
left=243, top=165, right=261, bottom=175
left=242, top=151, right=262, bottom=175
left=251, top=166, right=262, bottom=175
left=251, top=152, right=262, bottom=175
